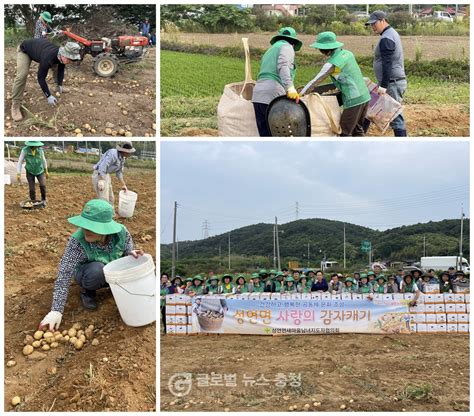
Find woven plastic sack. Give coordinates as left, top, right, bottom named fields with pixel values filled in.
left=217, top=38, right=259, bottom=137
left=301, top=93, right=342, bottom=137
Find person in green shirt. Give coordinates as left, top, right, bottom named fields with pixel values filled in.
left=373, top=275, right=388, bottom=294
left=221, top=274, right=236, bottom=294
left=439, top=272, right=453, bottom=293
left=235, top=275, right=250, bottom=294
left=274, top=271, right=284, bottom=292
left=358, top=274, right=373, bottom=294
left=252, top=27, right=303, bottom=136
left=205, top=276, right=220, bottom=295
left=367, top=271, right=376, bottom=286
left=297, top=275, right=311, bottom=293
left=249, top=273, right=265, bottom=293
left=300, top=31, right=370, bottom=136
left=187, top=275, right=205, bottom=296
left=17, top=141, right=49, bottom=205
left=281, top=276, right=297, bottom=293
left=342, top=277, right=358, bottom=293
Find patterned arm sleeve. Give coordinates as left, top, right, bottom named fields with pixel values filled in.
left=123, top=229, right=135, bottom=255
left=17, top=149, right=26, bottom=174
left=95, top=151, right=112, bottom=178
left=51, top=237, right=88, bottom=313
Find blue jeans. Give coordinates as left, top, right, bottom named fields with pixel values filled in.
left=387, top=79, right=407, bottom=131
left=75, top=262, right=109, bottom=291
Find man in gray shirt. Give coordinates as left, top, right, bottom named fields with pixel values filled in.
left=366, top=11, right=407, bottom=137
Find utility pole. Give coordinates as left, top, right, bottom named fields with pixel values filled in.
left=409, top=3, right=413, bottom=15
left=273, top=219, right=277, bottom=269
left=228, top=232, right=231, bottom=270
left=276, top=217, right=281, bottom=270
left=423, top=235, right=426, bottom=257
left=202, top=219, right=210, bottom=239
left=295, top=202, right=299, bottom=221
left=176, top=238, right=179, bottom=262
left=171, top=201, right=178, bottom=280
left=343, top=223, right=346, bottom=270
left=459, top=204, right=464, bottom=270
left=307, top=242, right=310, bottom=267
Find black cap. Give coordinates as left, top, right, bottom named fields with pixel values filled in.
left=366, top=10, right=387, bottom=25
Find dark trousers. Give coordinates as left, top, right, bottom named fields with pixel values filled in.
left=161, top=306, right=167, bottom=334
left=253, top=102, right=271, bottom=137
left=26, top=171, right=46, bottom=201
left=340, top=102, right=369, bottom=136
left=75, top=262, right=109, bottom=293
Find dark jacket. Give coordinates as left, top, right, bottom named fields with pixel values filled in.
left=311, top=278, right=329, bottom=292
left=20, top=38, right=65, bottom=97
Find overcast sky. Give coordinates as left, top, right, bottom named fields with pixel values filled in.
left=160, top=141, right=469, bottom=243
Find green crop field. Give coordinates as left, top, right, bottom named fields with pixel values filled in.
left=160, top=50, right=469, bottom=137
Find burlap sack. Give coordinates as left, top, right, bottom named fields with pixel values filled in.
left=217, top=38, right=259, bottom=137
left=302, top=93, right=342, bottom=137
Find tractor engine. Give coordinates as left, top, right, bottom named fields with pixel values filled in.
left=111, top=35, right=149, bottom=59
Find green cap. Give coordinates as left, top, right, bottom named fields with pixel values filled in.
left=285, top=276, right=295, bottom=282
left=193, top=275, right=204, bottom=282
left=40, top=11, right=53, bottom=23
left=345, top=277, right=356, bottom=285
left=276, top=271, right=284, bottom=277
left=360, top=274, right=368, bottom=280
left=310, top=31, right=344, bottom=50
left=25, top=141, right=44, bottom=147
left=367, top=271, right=375, bottom=277
left=259, top=269, right=268, bottom=276
left=68, top=199, right=122, bottom=235
left=270, top=27, right=303, bottom=52
left=377, top=274, right=387, bottom=282
left=251, top=273, right=259, bottom=279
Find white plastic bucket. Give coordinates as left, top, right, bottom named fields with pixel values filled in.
left=103, top=254, right=156, bottom=327
left=118, top=190, right=138, bottom=218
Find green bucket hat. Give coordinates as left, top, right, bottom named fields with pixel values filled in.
left=377, top=274, right=387, bottom=282
left=259, top=269, right=268, bottom=276
left=360, top=274, right=368, bottom=280
left=270, top=27, right=303, bottom=52
left=208, top=275, right=219, bottom=283
left=68, top=199, right=122, bottom=235
left=345, top=277, right=356, bottom=285
left=222, top=273, right=233, bottom=282
left=59, top=42, right=82, bottom=61
left=251, top=273, right=259, bottom=279
left=310, top=31, right=344, bottom=50
left=25, top=141, right=44, bottom=147
left=285, top=276, right=295, bottom=282
left=185, top=277, right=193, bottom=282
left=270, top=269, right=277, bottom=275
left=276, top=271, right=284, bottom=277
left=193, top=274, right=204, bottom=282
left=367, top=271, right=375, bottom=277
left=40, top=11, right=53, bottom=23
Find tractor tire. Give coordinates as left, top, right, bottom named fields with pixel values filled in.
left=92, top=53, right=120, bottom=78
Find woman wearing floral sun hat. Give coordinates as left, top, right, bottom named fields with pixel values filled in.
left=38, top=199, right=144, bottom=331
left=17, top=141, right=49, bottom=206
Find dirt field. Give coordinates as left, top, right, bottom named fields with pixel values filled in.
left=161, top=332, right=469, bottom=412
left=161, top=33, right=469, bottom=60
left=4, top=47, right=156, bottom=137
left=4, top=171, right=156, bottom=411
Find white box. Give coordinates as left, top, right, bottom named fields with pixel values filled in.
left=373, top=294, right=384, bottom=301
left=226, top=295, right=237, bottom=300
left=322, top=292, right=332, bottom=300
left=434, top=304, right=446, bottom=313
left=454, top=286, right=470, bottom=294
left=455, top=303, right=467, bottom=313
left=423, top=284, right=440, bottom=294
left=443, top=293, right=455, bottom=303
left=424, top=304, right=435, bottom=313
left=409, top=303, right=426, bottom=313
left=186, top=305, right=193, bottom=315
left=352, top=294, right=362, bottom=301
left=280, top=293, right=291, bottom=300
left=301, top=293, right=311, bottom=300
left=416, top=294, right=425, bottom=303
left=383, top=294, right=393, bottom=301
left=166, top=305, right=176, bottom=314
left=175, top=315, right=188, bottom=325
left=186, top=324, right=195, bottom=334
left=271, top=293, right=282, bottom=300
left=425, top=313, right=437, bottom=324
left=457, top=314, right=469, bottom=323
left=423, top=294, right=435, bottom=303
left=445, top=303, right=456, bottom=313
left=175, top=305, right=187, bottom=315
left=341, top=293, right=352, bottom=300
left=404, top=293, right=414, bottom=300
left=426, top=323, right=437, bottom=332
left=290, top=293, right=302, bottom=300
left=175, top=295, right=188, bottom=304
left=249, top=293, right=261, bottom=300
left=454, top=294, right=465, bottom=303
left=238, top=293, right=250, bottom=300
left=393, top=293, right=404, bottom=301
left=433, top=294, right=444, bottom=303
left=416, top=323, right=427, bottom=333
left=436, top=314, right=447, bottom=323
left=415, top=313, right=426, bottom=323
left=331, top=294, right=341, bottom=300
left=176, top=325, right=187, bottom=334
left=311, top=293, right=321, bottom=300
left=437, top=324, right=447, bottom=333
left=457, top=323, right=469, bottom=333
left=260, top=294, right=271, bottom=301
left=466, top=303, right=470, bottom=313
left=166, top=294, right=177, bottom=304
left=446, top=313, right=458, bottom=323
left=167, top=325, right=176, bottom=335
left=465, top=294, right=470, bottom=303
left=447, top=323, right=458, bottom=333
left=165, top=315, right=176, bottom=324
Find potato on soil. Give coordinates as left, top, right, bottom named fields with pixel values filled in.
left=23, top=345, right=34, bottom=356
left=6, top=360, right=16, bottom=367
left=42, top=344, right=50, bottom=351
left=69, top=336, right=78, bottom=345
left=33, top=330, right=44, bottom=340
left=43, top=331, right=54, bottom=339
left=50, top=342, right=59, bottom=348
left=68, top=328, right=77, bottom=338
left=72, top=323, right=82, bottom=330
left=75, top=340, right=84, bottom=350
left=11, top=396, right=21, bottom=406
left=32, top=341, right=41, bottom=348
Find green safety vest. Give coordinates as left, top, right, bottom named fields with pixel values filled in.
left=298, top=284, right=311, bottom=293
left=283, top=284, right=297, bottom=293
left=375, top=284, right=386, bottom=294
left=206, top=284, right=220, bottom=294
left=274, top=281, right=282, bottom=292
left=359, top=284, right=372, bottom=294
left=252, top=282, right=265, bottom=293
left=221, top=283, right=235, bottom=294
left=22, top=146, right=45, bottom=176
left=190, top=284, right=204, bottom=295
left=342, top=285, right=357, bottom=293
left=236, top=283, right=249, bottom=293
left=403, top=281, right=415, bottom=293
left=257, top=40, right=296, bottom=87
left=160, top=286, right=169, bottom=307
left=328, top=48, right=370, bottom=109
left=72, top=226, right=126, bottom=267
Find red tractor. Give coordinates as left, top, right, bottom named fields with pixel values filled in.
left=54, top=28, right=149, bottom=77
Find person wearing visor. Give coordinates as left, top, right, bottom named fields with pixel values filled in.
left=11, top=39, right=81, bottom=121
left=300, top=31, right=370, bottom=136
left=252, top=27, right=303, bottom=136
left=366, top=10, right=407, bottom=137
left=39, top=199, right=144, bottom=330
left=92, top=141, right=135, bottom=205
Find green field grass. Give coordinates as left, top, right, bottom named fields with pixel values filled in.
left=160, top=50, right=469, bottom=136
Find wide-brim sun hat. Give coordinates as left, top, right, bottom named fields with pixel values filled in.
left=345, top=277, right=356, bottom=285
left=285, top=276, right=295, bottom=282
left=59, top=42, right=82, bottom=61
left=310, top=31, right=344, bottom=50
left=222, top=274, right=233, bottom=282
left=68, top=199, right=122, bottom=235
left=40, top=11, right=53, bottom=23
left=270, top=26, right=303, bottom=52
left=25, top=141, right=44, bottom=147
left=116, top=141, right=136, bottom=153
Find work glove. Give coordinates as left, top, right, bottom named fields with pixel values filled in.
left=57, top=86, right=64, bottom=94
left=377, top=86, right=387, bottom=95
left=286, top=87, right=300, bottom=103
left=39, top=311, right=62, bottom=331
left=97, top=179, right=106, bottom=192
left=47, top=95, right=58, bottom=106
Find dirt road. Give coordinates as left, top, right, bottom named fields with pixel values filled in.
left=161, top=332, right=469, bottom=412
left=4, top=172, right=156, bottom=411
left=4, top=47, right=156, bottom=137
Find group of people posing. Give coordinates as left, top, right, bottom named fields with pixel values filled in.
left=252, top=10, right=407, bottom=137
